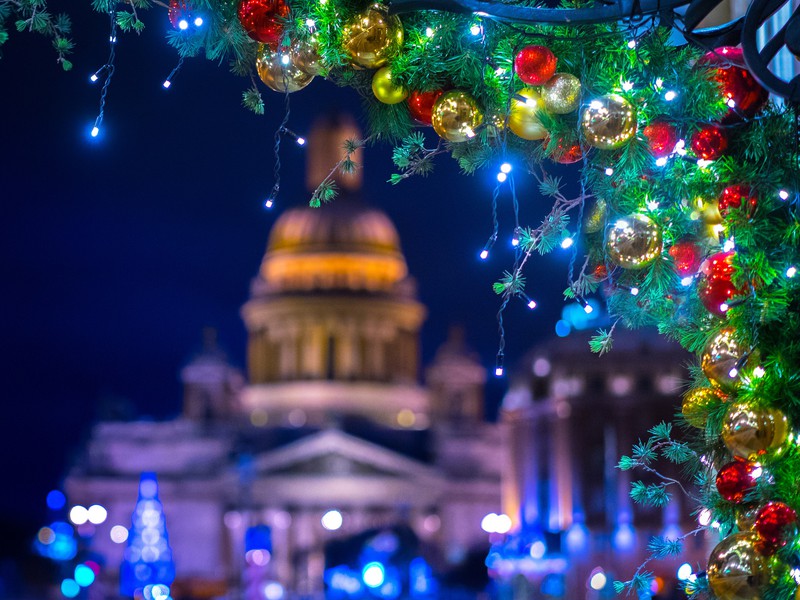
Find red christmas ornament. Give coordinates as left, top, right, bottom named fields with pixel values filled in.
left=514, top=46, right=557, bottom=86
left=237, top=0, right=289, bottom=47
left=716, top=458, right=758, bottom=503
left=168, top=0, right=193, bottom=29
left=698, top=251, right=745, bottom=317
left=754, top=502, right=798, bottom=555
left=691, top=124, right=729, bottom=160
left=407, top=90, right=444, bottom=125
left=719, top=185, right=758, bottom=217
left=543, top=137, right=586, bottom=164
left=668, top=240, right=703, bottom=277
left=643, top=121, right=678, bottom=158
left=701, top=47, right=768, bottom=123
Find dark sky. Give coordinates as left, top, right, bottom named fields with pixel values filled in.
left=0, top=2, right=574, bottom=554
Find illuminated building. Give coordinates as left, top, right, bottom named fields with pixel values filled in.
left=496, top=329, right=711, bottom=598
left=64, top=115, right=504, bottom=599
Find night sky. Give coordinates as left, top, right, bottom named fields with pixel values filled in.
left=0, top=2, right=574, bottom=560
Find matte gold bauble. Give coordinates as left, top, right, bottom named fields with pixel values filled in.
left=341, top=3, right=403, bottom=69
left=293, top=35, right=324, bottom=76
left=682, top=387, right=725, bottom=428
left=722, top=403, right=789, bottom=459
left=707, top=532, right=770, bottom=600
left=542, top=73, right=581, bottom=114
left=508, top=87, right=547, bottom=140
left=581, top=94, right=637, bottom=150
left=702, top=328, right=746, bottom=393
left=606, top=214, right=662, bottom=269
left=431, top=90, right=483, bottom=143
left=371, top=66, right=407, bottom=104
left=256, top=43, right=315, bottom=93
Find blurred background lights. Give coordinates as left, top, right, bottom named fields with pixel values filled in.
left=87, top=504, right=107, bottom=524
left=321, top=509, right=343, bottom=531
left=589, top=569, right=607, bottom=590
left=263, top=582, right=284, bottom=600
left=677, top=563, right=693, bottom=580
left=38, top=527, right=55, bottom=545
left=69, top=506, right=88, bottom=525
left=529, top=540, right=546, bottom=559
left=481, top=513, right=498, bottom=532
left=47, top=490, right=67, bottom=510
left=245, top=549, right=271, bottom=566
left=61, top=579, right=80, bottom=598
left=74, top=564, right=96, bottom=587
left=108, top=525, right=128, bottom=544
left=362, top=562, right=385, bottom=588
left=494, top=513, right=512, bottom=533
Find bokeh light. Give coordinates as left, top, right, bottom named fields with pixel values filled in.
left=69, top=506, right=88, bottom=525
left=87, top=504, right=107, bottom=524
left=321, top=510, right=343, bottom=531
left=110, top=525, right=129, bottom=543
left=61, top=579, right=80, bottom=598
left=74, top=564, right=96, bottom=587
left=47, top=490, right=67, bottom=511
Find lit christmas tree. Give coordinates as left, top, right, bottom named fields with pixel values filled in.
left=120, top=473, right=176, bottom=598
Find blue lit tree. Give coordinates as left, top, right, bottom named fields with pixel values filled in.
left=120, top=473, right=176, bottom=597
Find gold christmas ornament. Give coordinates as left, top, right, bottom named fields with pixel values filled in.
left=584, top=199, right=606, bottom=234
left=605, top=214, right=662, bottom=269
left=702, top=328, right=747, bottom=393
left=722, top=403, right=789, bottom=459
left=341, top=3, right=403, bottom=69
left=542, top=73, right=581, bottom=114
left=256, top=43, right=315, bottom=93
left=581, top=94, right=637, bottom=149
left=292, top=35, right=324, bottom=76
left=736, top=504, right=760, bottom=531
left=682, top=387, right=725, bottom=428
left=508, top=87, right=547, bottom=140
left=371, top=66, right=407, bottom=104
left=707, top=532, right=770, bottom=600
left=431, top=90, right=483, bottom=143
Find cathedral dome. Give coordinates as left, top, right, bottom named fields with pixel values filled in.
left=260, top=199, right=408, bottom=292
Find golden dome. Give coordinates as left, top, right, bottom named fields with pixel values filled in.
left=261, top=200, right=408, bottom=292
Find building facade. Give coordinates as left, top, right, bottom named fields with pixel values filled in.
left=64, top=116, right=504, bottom=600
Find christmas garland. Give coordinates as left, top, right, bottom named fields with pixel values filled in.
left=5, top=0, right=800, bottom=597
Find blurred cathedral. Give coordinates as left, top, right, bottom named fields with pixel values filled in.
left=63, top=114, right=713, bottom=600
left=64, top=115, right=505, bottom=600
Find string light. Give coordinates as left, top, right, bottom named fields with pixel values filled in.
left=681, top=276, right=693, bottom=286
left=577, top=297, right=593, bottom=314
left=654, top=77, right=664, bottom=90
left=495, top=353, right=504, bottom=377
left=480, top=234, right=496, bottom=260
left=162, top=56, right=185, bottom=90
left=89, top=66, right=106, bottom=83
left=779, top=189, right=790, bottom=200
left=305, top=18, right=316, bottom=28
left=194, top=16, right=203, bottom=27
left=560, top=237, right=574, bottom=249
left=264, top=197, right=275, bottom=209
left=425, top=26, right=434, bottom=37
left=604, top=167, right=614, bottom=176
left=621, top=81, right=634, bottom=92
left=89, top=10, right=118, bottom=140
left=787, top=266, right=797, bottom=278
left=480, top=249, right=489, bottom=260
left=627, top=39, right=636, bottom=49
left=178, top=18, right=189, bottom=29
left=629, top=287, right=639, bottom=296
left=497, top=172, right=507, bottom=183
left=511, top=235, right=520, bottom=247
left=664, top=90, right=677, bottom=101
left=753, top=365, right=766, bottom=378
left=655, top=157, right=668, bottom=167
left=674, top=139, right=687, bottom=156
left=726, top=98, right=736, bottom=108
left=279, top=127, right=307, bottom=146
left=723, top=237, right=735, bottom=252
left=500, top=162, right=512, bottom=174
left=470, top=23, right=482, bottom=35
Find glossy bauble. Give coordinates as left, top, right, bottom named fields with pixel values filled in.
left=669, top=240, right=703, bottom=277
left=722, top=403, right=789, bottom=459
left=716, top=459, right=759, bottom=503
left=542, top=73, right=581, bottom=114
left=698, top=251, right=745, bottom=317
left=292, top=35, right=324, bottom=76
left=643, top=121, right=678, bottom=158
left=256, top=43, right=315, bottom=93
left=737, top=504, right=761, bottom=531
left=238, top=0, right=289, bottom=47
left=407, top=90, right=443, bottom=125
left=719, top=185, right=757, bottom=218
left=431, top=91, right=483, bottom=143
left=581, top=94, right=637, bottom=150
left=754, top=502, right=798, bottom=555
left=341, top=3, right=403, bottom=69
left=701, top=327, right=747, bottom=392
left=707, top=532, right=770, bottom=600
left=371, top=67, right=407, bottom=104
left=701, top=46, right=769, bottom=123
left=605, top=214, right=662, bottom=269
left=508, top=87, right=547, bottom=140
left=544, top=136, right=585, bottom=164
left=514, top=45, right=557, bottom=86
left=682, top=387, right=725, bottom=428
left=691, top=124, right=729, bottom=160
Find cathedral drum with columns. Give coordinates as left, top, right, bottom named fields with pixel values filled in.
left=64, top=115, right=505, bottom=600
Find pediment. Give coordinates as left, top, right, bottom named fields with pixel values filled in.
left=253, top=429, right=440, bottom=482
